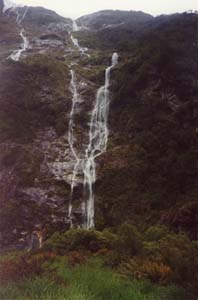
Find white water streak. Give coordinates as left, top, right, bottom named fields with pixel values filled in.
left=9, top=28, right=29, bottom=61
left=17, top=6, right=29, bottom=25
left=3, top=0, right=28, bottom=24
left=72, top=20, right=79, bottom=32
left=67, top=70, right=81, bottom=227
left=6, top=5, right=30, bottom=61
left=83, top=53, right=118, bottom=228
left=68, top=53, right=118, bottom=229
left=70, top=20, right=89, bottom=57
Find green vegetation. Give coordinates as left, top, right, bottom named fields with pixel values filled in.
left=93, top=12, right=198, bottom=242
left=1, top=226, right=196, bottom=293
left=0, top=252, right=187, bottom=300
left=0, top=8, right=197, bottom=300
left=0, top=54, right=70, bottom=140
left=42, top=227, right=197, bottom=292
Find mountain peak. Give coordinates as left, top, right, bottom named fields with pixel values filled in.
left=77, top=9, right=153, bottom=30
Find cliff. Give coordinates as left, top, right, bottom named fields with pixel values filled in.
left=0, top=5, right=197, bottom=251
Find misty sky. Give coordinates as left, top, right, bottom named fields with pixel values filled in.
left=14, top=0, right=198, bottom=18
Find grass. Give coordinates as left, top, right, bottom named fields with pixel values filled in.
left=0, top=258, right=187, bottom=300
left=55, top=259, right=186, bottom=300
left=0, top=278, right=68, bottom=300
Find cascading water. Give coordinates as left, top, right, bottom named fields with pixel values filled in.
left=17, top=6, right=29, bottom=25
left=3, top=0, right=28, bottom=24
left=70, top=35, right=86, bottom=56
left=72, top=19, right=79, bottom=32
left=6, top=4, right=30, bottom=61
left=67, top=69, right=81, bottom=227
left=68, top=49, right=118, bottom=228
left=9, top=28, right=29, bottom=61
left=70, top=20, right=89, bottom=57
left=83, top=52, right=118, bottom=228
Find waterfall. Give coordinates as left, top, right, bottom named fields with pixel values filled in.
left=2, top=0, right=28, bottom=24
left=83, top=52, right=118, bottom=228
left=70, top=20, right=89, bottom=57
left=67, top=70, right=80, bottom=227
left=70, top=35, right=86, bottom=56
left=72, top=19, right=79, bottom=32
left=68, top=53, right=118, bottom=229
left=67, top=19, right=89, bottom=227
left=17, top=6, right=29, bottom=25
left=9, top=28, right=29, bottom=61
left=5, top=3, right=30, bottom=61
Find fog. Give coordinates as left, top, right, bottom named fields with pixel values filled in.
left=14, top=0, right=198, bottom=18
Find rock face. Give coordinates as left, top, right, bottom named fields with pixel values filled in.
left=0, top=3, right=107, bottom=249
left=0, top=6, right=198, bottom=249
left=0, top=5, right=74, bottom=249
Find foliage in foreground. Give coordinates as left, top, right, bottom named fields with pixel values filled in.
left=42, top=225, right=198, bottom=289
left=0, top=259, right=187, bottom=300
left=0, top=225, right=197, bottom=300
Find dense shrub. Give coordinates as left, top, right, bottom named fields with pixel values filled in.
left=119, top=259, right=172, bottom=284
left=102, top=250, right=121, bottom=268
left=43, top=229, right=116, bottom=254
left=67, top=250, right=88, bottom=266
left=42, top=226, right=197, bottom=291
left=142, top=231, right=198, bottom=290
left=0, top=251, right=56, bottom=283
left=158, top=233, right=198, bottom=288
left=144, top=225, right=169, bottom=242
left=116, top=223, right=143, bottom=256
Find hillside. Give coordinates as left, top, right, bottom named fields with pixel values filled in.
left=77, top=9, right=153, bottom=30
left=0, top=1, right=197, bottom=299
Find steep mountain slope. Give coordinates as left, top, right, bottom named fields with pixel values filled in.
left=75, top=11, right=198, bottom=238
left=91, top=12, right=198, bottom=237
left=0, top=1, right=74, bottom=248
left=77, top=9, right=153, bottom=30
left=0, top=2, right=197, bottom=253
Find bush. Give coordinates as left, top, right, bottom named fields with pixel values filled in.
left=67, top=250, right=88, bottom=266
left=29, top=227, right=198, bottom=295
left=43, top=229, right=116, bottom=254
left=119, top=259, right=172, bottom=284
left=140, top=260, right=172, bottom=283
left=0, top=252, right=56, bottom=283
left=158, top=233, right=197, bottom=288
left=102, top=250, right=121, bottom=268
left=142, top=231, right=198, bottom=290
left=144, top=225, right=169, bottom=242
left=116, top=223, right=143, bottom=256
